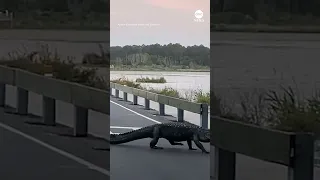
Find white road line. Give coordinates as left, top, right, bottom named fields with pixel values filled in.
left=110, top=100, right=161, bottom=124
left=0, top=122, right=110, bottom=176
left=111, top=126, right=141, bottom=130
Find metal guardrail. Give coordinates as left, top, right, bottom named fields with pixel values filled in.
left=210, top=116, right=315, bottom=180
left=0, top=11, right=13, bottom=28
left=109, top=82, right=209, bottom=128
left=0, top=65, right=110, bottom=136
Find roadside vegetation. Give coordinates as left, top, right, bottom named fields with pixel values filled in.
left=136, top=77, right=166, bottom=83
left=217, top=86, right=320, bottom=133
left=0, top=44, right=108, bottom=90
left=110, top=77, right=141, bottom=89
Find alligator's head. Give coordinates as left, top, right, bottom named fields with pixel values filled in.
left=198, top=129, right=210, bottom=143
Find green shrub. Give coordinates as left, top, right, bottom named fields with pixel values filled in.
left=215, top=85, right=320, bottom=133
left=111, top=77, right=142, bottom=89
left=136, top=77, right=166, bottom=83
left=148, top=87, right=180, bottom=98
left=193, top=89, right=210, bottom=104
left=265, top=86, right=320, bottom=132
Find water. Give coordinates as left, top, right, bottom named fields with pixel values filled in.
left=110, top=71, right=210, bottom=127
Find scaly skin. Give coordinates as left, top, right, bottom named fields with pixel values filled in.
left=110, top=121, right=210, bottom=153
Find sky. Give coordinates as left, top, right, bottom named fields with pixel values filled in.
left=110, top=0, right=210, bottom=47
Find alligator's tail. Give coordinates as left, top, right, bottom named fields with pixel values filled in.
left=110, top=125, right=155, bottom=144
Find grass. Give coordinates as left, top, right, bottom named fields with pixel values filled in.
left=215, top=85, right=320, bottom=133
left=0, top=44, right=109, bottom=90
left=82, top=45, right=109, bottom=65
left=148, top=87, right=181, bottom=98
left=136, top=77, right=166, bottom=83
left=265, top=86, right=320, bottom=132
left=110, top=77, right=142, bottom=89
left=193, top=90, right=210, bottom=104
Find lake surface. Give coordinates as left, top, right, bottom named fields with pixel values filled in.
left=110, top=71, right=210, bottom=96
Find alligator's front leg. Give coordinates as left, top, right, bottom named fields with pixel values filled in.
left=150, top=126, right=163, bottom=149
left=192, top=134, right=209, bottom=154
left=187, top=139, right=197, bottom=150
left=168, top=139, right=183, bottom=146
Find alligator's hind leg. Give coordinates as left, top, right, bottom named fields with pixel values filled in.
left=150, top=126, right=163, bottom=149
left=168, top=139, right=183, bottom=146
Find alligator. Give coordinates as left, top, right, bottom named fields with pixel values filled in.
left=110, top=121, right=210, bottom=153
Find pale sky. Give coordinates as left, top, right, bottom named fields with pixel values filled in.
left=110, top=0, right=210, bottom=47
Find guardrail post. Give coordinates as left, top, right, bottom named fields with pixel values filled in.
left=42, top=96, right=55, bottom=126
left=200, top=104, right=209, bottom=129
left=214, top=148, right=236, bottom=180
left=288, top=133, right=314, bottom=180
left=73, top=105, right=88, bottom=137
left=110, top=88, right=113, bottom=96
left=16, top=87, right=28, bottom=115
left=123, top=92, right=128, bottom=101
left=0, top=83, right=5, bottom=107
left=10, top=12, right=13, bottom=29
left=145, top=99, right=150, bottom=110
left=115, top=89, right=119, bottom=98
left=177, top=108, right=184, bottom=122
left=133, top=95, right=138, bottom=105
left=315, top=141, right=320, bottom=167
left=159, top=103, right=165, bottom=115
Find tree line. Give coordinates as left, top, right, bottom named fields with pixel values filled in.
left=212, top=0, right=320, bottom=19
left=0, top=0, right=108, bottom=13
left=110, top=44, right=210, bottom=68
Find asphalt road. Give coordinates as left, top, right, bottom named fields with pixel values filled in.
left=0, top=107, right=110, bottom=180
left=110, top=95, right=210, bottom=180
left=110, top=95, right=320, bottom=180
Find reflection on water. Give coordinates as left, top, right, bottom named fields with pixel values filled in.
left=110, top=71, right=210, bottom=96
